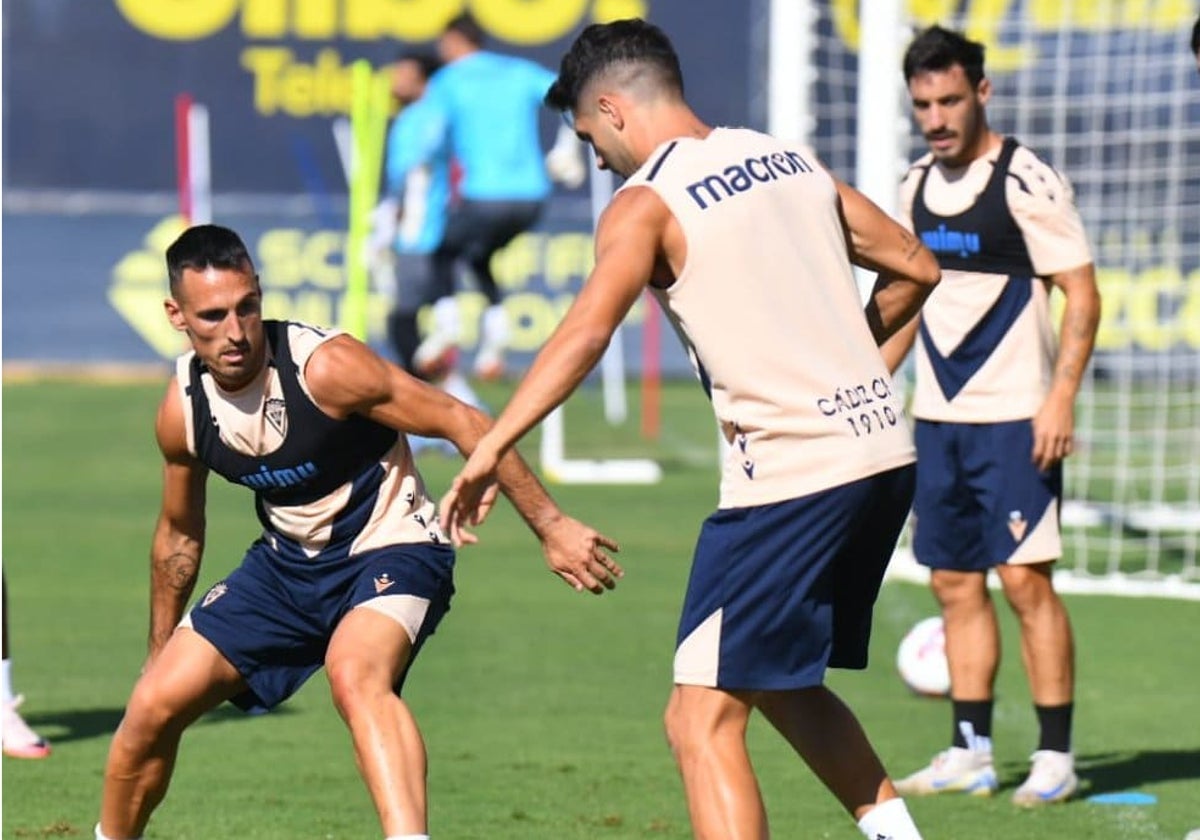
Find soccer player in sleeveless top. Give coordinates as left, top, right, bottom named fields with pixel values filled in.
left=439, top=19, right=943, bottom=840
left=883, top=26, right=1101, bottom=806
left=95, top=224, right=622, bottom=840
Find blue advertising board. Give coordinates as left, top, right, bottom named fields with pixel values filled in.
left=1, top=0, right=753, bottom=370
left=3, top=1, right=1198, bottom=369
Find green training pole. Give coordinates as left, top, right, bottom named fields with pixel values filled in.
left=343, top=60, right=390, bottom=339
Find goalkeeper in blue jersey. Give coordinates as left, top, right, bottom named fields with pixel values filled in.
left=397, top=13, right=585, bottom=381
left=376, top=51, right=451, bottom=378
left=373, top=50, right=491, bottom=448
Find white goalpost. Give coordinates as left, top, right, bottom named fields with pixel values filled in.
left=537, top=152, right=663, bottom=485
left=775, top=0, right=1200, bottom=599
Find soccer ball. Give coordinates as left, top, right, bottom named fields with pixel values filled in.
left=896, top=616, right=950, bottom=697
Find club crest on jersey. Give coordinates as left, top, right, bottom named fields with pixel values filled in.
left=201, top=582, right=228, bottom=608
left=264, top=397, right=287, bottom=437
left=374, top=573, right=396, bottom=594
left=1007, top=510, right=1028, bottom=542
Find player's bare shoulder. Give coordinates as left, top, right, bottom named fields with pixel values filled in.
left=1006, top=144, right=1076, bottom=207
left=303, top=331, right=391, bottom=419
left=898, top=151, right=935, bottom=209
left=155, top=374, right=194, bottom=464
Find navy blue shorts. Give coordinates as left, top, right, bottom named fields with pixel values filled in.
left=912, top=419, right=1062, bottom=571
left=674, top=464, right=915, bottom=691
left=186, top=539, right=455, bottom=712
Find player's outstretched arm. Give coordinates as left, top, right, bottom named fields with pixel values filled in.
left=440, top=186, right=666, bottom=538
left=148, top=380, right=209, bottom=668
left=305, top=336, right=622, bottom=592
left=832, top=178, right=941, bottom=349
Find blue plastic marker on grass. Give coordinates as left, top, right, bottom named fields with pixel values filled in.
left=1087, top=792, right=1158, bottom=805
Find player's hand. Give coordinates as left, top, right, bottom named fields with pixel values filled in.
left=538, top=514, right=622, bottom=594
left=438, top=446, right=502, bottom=547
left=1031, top=392, right=1075, bottom=471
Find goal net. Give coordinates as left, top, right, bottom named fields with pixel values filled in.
left=788, top=1, right=1200, bottom=598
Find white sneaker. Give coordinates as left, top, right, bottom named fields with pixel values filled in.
left=412, top=332, right=459, bottom=380
left=472, top=344, right=506, bottom=381
left=473, top=304, right=509, bottom=381
left=3, top=695, right=51, bottom=759
left=893, top=747, right=997, bottom=796
left=1011, top=750, right=1077, bottom=806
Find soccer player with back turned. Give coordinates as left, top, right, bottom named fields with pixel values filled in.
left=439, top=19, right=944, bottom=840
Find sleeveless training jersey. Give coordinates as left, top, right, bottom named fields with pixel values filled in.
left=176, top=321, right=443, bottom=560
left=898, top=137, right=1092, bottom=422
left=619, top=127, right=915, bottom=508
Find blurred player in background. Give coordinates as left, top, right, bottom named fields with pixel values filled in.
left=398, top=12, right=586, bottom=382
left=439, top=19, right=942, bottom=840
left=884, top=25, right=1100, bottom=806
left=95, top=224, right=620, bottom=840
left=1191, top=14, right=1199, bottom=72
left=372, top=49, right=486, bottom=451
left=375, top=50, right=449, bottom=378
left=2, top=576, right=51, bottom=759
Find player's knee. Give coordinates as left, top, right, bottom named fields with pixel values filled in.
left=998, top=563, right=1058, bottom=613
left=121, top=681, right=186, bottom=744
left=663, top=698, right=696, bottom=761
left=663, top=688, right=742, bottom=760
left=930, top=569, right=988, bottom=609
left=325, top=656, right=389, bottom=719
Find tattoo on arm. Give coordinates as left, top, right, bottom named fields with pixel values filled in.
left=1054, top=301, right=1100, bottom=387
left=160, top=551, right=200, bottom=590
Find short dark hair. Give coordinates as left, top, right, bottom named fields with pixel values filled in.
left=545, top=18, right=684, bottom=113
left=393, top=49, right=442, bottom=81
left=166, top=224, right=255, bottom=295
left=443, top=12, right=485, bottom=47
left=903, top=24, right=986, bottom=87
left=1191, top=14, right=1199, bottom=57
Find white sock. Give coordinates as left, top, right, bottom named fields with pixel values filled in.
left=384, top=835, right=429, bottom=840
left=479, top=303, right=509, bottom=350
left=856, top=797, right=922, bottom=840
left=95, top=823, right=141, bottom=840
left=440, top=370, right=485, bottom=411
left=1, top=659, right=14, bottom=704
left=431, top=296, right=461, bottom=341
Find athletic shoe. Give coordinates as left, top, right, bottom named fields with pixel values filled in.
left=3, top=696, right=51, bottom=759
left=472, top=345, right=506, bottom=382
left=893, top=747, right=997, bottom=797
left=1011, top=750, right=1077, bottom=806
left=413, top=334, right=458, bottom=380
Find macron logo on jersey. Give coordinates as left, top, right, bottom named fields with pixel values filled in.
left=685, top=149, right=815, bottom=210
left=920, top=223, right=981, bottom=258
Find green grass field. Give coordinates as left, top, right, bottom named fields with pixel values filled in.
left=3, top=379, right=1198, bottom=839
